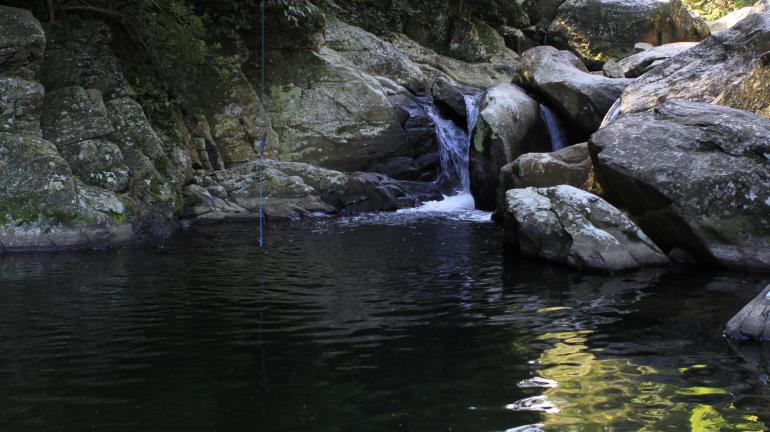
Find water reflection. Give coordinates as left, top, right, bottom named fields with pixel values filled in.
left=0, top=220, right=768, bottom=431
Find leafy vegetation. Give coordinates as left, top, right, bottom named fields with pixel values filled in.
left=683, top=0, right=756, bottom=20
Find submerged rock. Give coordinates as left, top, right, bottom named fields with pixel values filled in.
left=516, top=46, right=632, bottom=139
left=470, top=83, right=549, bottom=211
left=503, top=185, right=669, bottom=272
left=548, top=0, right=709, bottom=68
left=725, top=284, right=770, bottom=342
left=620, top=13, right=770, bottom=116
left=590, top=99, right=770, bottom=271
left=602, top=42, right=697, bottom=79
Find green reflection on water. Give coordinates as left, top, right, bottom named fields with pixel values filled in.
left=528, top=331, right=766, bottom=431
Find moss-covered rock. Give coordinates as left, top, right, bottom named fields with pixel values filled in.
left=265, top=46, right=407, bottom=171
left=59, top=139, right=131, bottom=192
left=470, top=83, right=549, bottom=211
left=41, top=85, right=114, bottom=146
left=716, top=51, right=770, bottom=118
left=0, top=77, right=44, bottom=134
left=590, top=99, right=770, bottom=271
left=325, top=17, right=427, bottom=92
left=41, top=20, right=128, bottom=100
left=0, top=6, right=45, bottom=80
left=620, top=13, right=770, bottom=115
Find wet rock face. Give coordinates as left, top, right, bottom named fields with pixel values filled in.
left=470, top=83, right=549, bottom=211
left=503, top=185, right=669, bottom=272
left=620, top=13, right=770, bottom=116
left=516, top=46, right=632, bottom=139
left=590, top=99, right=770, bottom=271
left=548, top=0, right=709, bottom=68
left=0, top=6, right=45, bottom=80
left=726, top=284, right=770, bottom=342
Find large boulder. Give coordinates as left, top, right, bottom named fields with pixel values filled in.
left=725, top=284, right=770, bottom=342
left=470, top=84, right=549, bottom=210
left=521, top=0, right=566, bottom=24
left=709, top=6, right=755, bottom=33
left=715, top=51, right=770, bottom=118
left=213, top=160, right=438, bottom=220
left=431, top=78, right=479, bottom=127
left=503, top=185, right=669, bottom=272
left=58, top=139, right=131, bottom=193
left=602, top=42, right=697, bottom=79
left=446, top=17, right=520, bottom=64
left=325, top=18, right=427, bottom=93
left=0, top=6, right=46, bottom=80
left=589, top=100, right=770, bottom=271
left=0, top=77, right=44, bottom=134
left=388, top=33, right=516, bottom=89
left=41, top=86, right=114, bottom=146
left=0, top=133, right=128, bottom=251
left=265, top=47, right=408, bottom=172
left=516, top=46, right=632, bottom=139
left=497, top=143, right=597, bottom=213
left=40, top=20, right=128, bottom=100
left=548, top=0, right=709, bottom=68
left=620, top=13, right=770, bottom=115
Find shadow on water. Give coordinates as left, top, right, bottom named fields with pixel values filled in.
left=0, top=219, right=768, bottom=431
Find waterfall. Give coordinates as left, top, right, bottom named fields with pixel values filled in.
left=539, top=104, right=569, bottom=151
left=600, top=98, right=622, bottom=128
left=418, top=94, right=482, bottom=194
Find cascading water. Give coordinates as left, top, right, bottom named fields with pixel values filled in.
left=402, top=94, right=487, bottom=218
left=539, top=104, right=570, bottom=151
left=418, top=94, right=482, bottom=194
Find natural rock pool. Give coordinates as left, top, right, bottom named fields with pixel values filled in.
left=1, top=208, right=768, bottom=431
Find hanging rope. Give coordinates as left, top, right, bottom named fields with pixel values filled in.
left=258, top=0, right=267, bottom=248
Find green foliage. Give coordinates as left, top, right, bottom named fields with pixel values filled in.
left=682, top=0, right=756, bottom=20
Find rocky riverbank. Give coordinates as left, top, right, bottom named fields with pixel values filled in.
left=0, top=0, right=768, bottom=277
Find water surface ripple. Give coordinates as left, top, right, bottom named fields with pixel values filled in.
left=0, top=217, right=768, bottom=431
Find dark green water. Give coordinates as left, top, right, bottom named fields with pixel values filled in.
left=1, top=213, right=769, bottom=431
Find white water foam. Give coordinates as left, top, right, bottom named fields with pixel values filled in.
left=397, top=193, right=492, bottom=222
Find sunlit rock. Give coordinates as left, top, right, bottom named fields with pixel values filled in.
left=516, top=46, right=632, bottom=139
left=590, top=100, right=770, bottom=270
left=503, top=185, right=669, bottom=272
left=548, top=0, right=709, bottom=68
left=725, top=284, right=770, bottom=341
left=620, top=13, right=770, bottom=116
